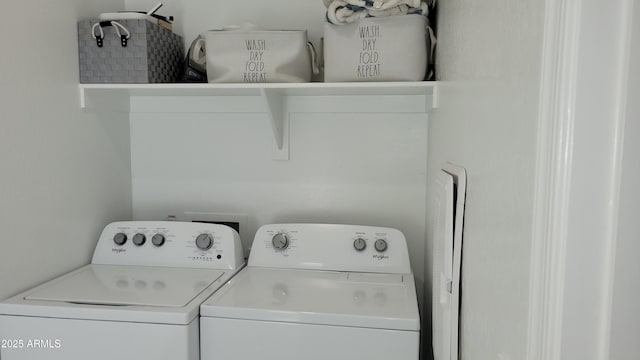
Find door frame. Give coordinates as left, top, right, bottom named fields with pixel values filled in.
left=528, top=0, right=634, bottom=359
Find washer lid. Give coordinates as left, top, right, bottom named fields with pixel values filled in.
left=25, top=265, right=224, bottom=307
left=200, top=268, right=420, bottom=331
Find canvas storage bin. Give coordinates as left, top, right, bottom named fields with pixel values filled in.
left=202, top=29, right=316, bottom=83
left=78, top=19, right=184, bottom=83
left=324, top=14, right=429, bottom=82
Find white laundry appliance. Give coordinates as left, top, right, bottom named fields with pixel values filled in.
left=200, top=223, right=420, bottom=360
left=0, top=221, right=244, bottom=360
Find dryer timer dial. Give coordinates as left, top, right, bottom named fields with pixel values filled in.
left=195, top=233, right=213, bottom=250
left=272, top=233, right=290, bottom=250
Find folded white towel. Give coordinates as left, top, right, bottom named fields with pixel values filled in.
left=327, top=1, right=364, bottom=25
left=324, top=0, right=433, bottom=25
left=369, top=3, right=429, bottom=17
left=323, top=0, right=425, bottom=9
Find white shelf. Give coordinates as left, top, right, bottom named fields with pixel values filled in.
left=79, top=81, right=436, bottom=99
left=79, top=82, right=437, bottom=160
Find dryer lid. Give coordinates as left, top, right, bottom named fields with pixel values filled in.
left=25, top=264, right=224, bottom=307
left=200, top=267, right=420, bottom=331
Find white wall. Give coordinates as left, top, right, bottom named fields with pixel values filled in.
left=123, top=0, right=430, bottom=306
left=608, top=1, right=640, bottom=359
left=426, top=1, right=544, bottom=359
left=0, top=0, right=132, bottom=300
left=129, top=95, right=429, bottom=304
left=125, top=0, right=327, bottom=53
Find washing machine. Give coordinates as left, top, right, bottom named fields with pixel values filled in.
left=200, top=223, right=420, bottom=360
left=0, top=221, right=244, bottom=360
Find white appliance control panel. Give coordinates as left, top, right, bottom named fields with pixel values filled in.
left=248, top=224, right=412, bottom=274
left=92, top=221, right=244, bottom=269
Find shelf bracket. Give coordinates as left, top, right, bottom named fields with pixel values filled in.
left=260, top=88, right=290, bottom=160
left=79, top=86, right=87, bottom=109
left=431, top=83, right=439, bottom=110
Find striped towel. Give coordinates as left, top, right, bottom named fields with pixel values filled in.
left=324, top=0, right=435, bottom=25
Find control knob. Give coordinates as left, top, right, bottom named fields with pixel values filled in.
left=272, top=233, right=290, bottom=250
left=152, top=234, right=165, bottom=247
left=113, top=233, right=127, bottom=246
left=132, top=233, right=146, bottom=246
left=195, top=233, right=213, bottom=250
left=353, top=238, right=367, bottom=252
left=374, top=239, right=388, bottom=252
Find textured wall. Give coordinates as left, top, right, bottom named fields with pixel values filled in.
left=0, top=0, right=132, bottom=300
left=609, top=8, right=640, bottom=353
left=124, top=0, right=327, bottom=53
left=602, top=1, right=639, bottom=359
left=425, top=0, right=544, bottom=358
left=609, top=7, right=640, bottom=353
left=129, top=97, right=429, bottom=309
left=124, top=0, right=430, bottom=308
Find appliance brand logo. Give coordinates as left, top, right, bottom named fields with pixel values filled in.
left=112, top=248, right=126, bottom=254
left=373, top=254, right=389, bottom=261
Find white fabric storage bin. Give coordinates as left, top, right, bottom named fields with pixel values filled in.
left=324, top=14, right=429, bottom=82
left=203, top=30, right=314, bottom=83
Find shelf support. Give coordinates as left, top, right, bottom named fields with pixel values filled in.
left=431, top=83, right=439, bottom=110
left=260, top=88, right=290, bottom=160
left=79, top=86, right=87, bottom=108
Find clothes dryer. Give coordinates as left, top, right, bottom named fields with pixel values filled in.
left=0, top=221, right=244, bottom=360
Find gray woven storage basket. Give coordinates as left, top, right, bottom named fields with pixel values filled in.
left=78, top=19, right=184, bottom=83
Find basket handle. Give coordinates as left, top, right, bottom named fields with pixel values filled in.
left=91, top=21, right=131, bottom=48
left=307, top=42, right=320, bottom=75
left=191, top=36, right=207, bottom=67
